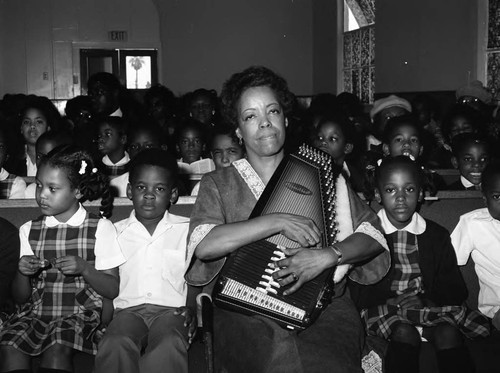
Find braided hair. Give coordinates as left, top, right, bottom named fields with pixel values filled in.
left=40, top=145, right=113, bottom=218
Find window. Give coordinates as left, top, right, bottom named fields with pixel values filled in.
left=487, top=0, right=500, bottom=103
left=80, top=49, right=158, bottom=94
left=342, top=0, right=375, bottom=103
left=120, top=49, right=158, bottom=90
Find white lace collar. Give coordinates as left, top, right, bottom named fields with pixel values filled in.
left=232, top=159, right=266, bottom=200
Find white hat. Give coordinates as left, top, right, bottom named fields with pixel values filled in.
left=370, top=95, right=412, bottom=119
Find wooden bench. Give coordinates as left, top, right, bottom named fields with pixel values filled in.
left=0, top=197, right=206, bottom=373
left=1, top=191, right=496, bottom=373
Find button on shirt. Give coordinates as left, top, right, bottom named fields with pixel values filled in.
left=113, top=210, right=190, bottom=310
left=451, top=208, right=500, bottom=318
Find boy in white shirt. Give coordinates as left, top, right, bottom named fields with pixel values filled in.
left=451, top=162, right=500, bottom=330
left=95, top=149, right=197, bottom=373
left=96, top=116, right=129, bottom=197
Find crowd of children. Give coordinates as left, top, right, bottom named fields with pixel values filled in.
left=0, top=71, right=499, bottom=373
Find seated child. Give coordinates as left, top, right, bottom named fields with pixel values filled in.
left=363, top=115, right=440, bottom=201
left=175, top=119, right=215, bottom=175
left=349, top=156, right=487, bottom=373
left=96, top=116, right=129, bottom=197
left=94, top=149, right=197, bottom=373
left=0, top=126, right=26, bottom=199
left=127, top=122, right=168, bottom=160
left=143, top=84, right=178, bottom=140
left=25, top=130, right=74, bottom=198
left=448, top=133, right=490, bottom=190
left=451, top=162, right=500, bottom=330
left=6, top=96, right=58, bottom=181
left=185, top=88, right=218, bottom=127
left=311, top=115, right=364, bottom=192
left=368, top=95, right=412, bottom=153
left=411, top=93, right=446, bottom=151
left=64, top=95, right=99, bottom=162
left=0, top=145, right=124, bottom=372
left=189, top=125, right=245, bottom=196
left=210, top=125, right=245, bottom=170
left=382, top=115, right=424, bottom=161
left=433, top=104, right=487, bottom=168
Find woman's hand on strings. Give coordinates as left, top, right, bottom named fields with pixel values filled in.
left=275, top=213, right=321, bottom=248
left=271, top=247, right=334, bottom=296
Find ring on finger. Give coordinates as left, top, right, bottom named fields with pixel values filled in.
left=291, top=272, right=299, bottom=282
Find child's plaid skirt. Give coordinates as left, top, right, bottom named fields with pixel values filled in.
left=362, top=230, right=490, bottom=340
left=0, top=213, right=102, bottom=355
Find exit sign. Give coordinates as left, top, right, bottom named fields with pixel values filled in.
left=108, top=31, right=128, bottom=42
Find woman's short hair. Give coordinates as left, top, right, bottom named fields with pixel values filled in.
left=220, top=66, right=295, bottom=128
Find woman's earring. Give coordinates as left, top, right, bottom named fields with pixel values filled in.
left=238, top=137, right=243, bottom=146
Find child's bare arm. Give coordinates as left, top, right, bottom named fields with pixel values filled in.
left=53, top=256, right=119, bottom=299
left=82, top=267, right=119, bottom=299
left=12, top=255, right=41, bottom=304
left=100, top=297, right=115, bottom=327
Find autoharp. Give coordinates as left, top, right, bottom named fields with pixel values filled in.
left=213, top=144, right=341, bottom=330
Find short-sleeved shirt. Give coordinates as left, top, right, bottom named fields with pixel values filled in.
left=451, top=208, right=500, bottom=318
left=0, top=168, right=26, bottom=199
left=114, top=210, right=190, bottom=309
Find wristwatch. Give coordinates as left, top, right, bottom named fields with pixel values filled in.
left=330, top=245, right=343, bottom=265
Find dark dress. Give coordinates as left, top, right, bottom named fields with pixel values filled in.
left=349, top=218, right=489, bottom=340
left=0, top=213, right=103, bottom=355
left=185, top=159, right=389, bottom=373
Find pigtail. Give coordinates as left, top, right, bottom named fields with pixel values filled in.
left=78, top=168, right=114, bottom=219
left=41, top=145, right=114, bottom=219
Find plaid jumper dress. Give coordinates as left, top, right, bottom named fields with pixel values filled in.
left=0, top=213, right=102, bottom=355
left=362, top=230, right=489, bottom=340
left=0, top=173, right=17, bottom=199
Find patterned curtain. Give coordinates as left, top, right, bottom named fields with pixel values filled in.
left=343, top=0, right=375, bottom=103
left=343, top=25, right=375, bottom=103
left=488, top=0, right=500, bottom=49
left=487, top=0, right=500, bottom=101
left=345, top=0, right=375, bottom=27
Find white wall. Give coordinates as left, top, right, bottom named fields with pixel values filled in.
left=0, top=0, right=160, bottom=99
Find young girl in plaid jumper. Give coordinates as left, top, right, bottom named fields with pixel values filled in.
left=0, top=145, right=125, bottom=373
left=350, top=156, right=489, bottom=373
